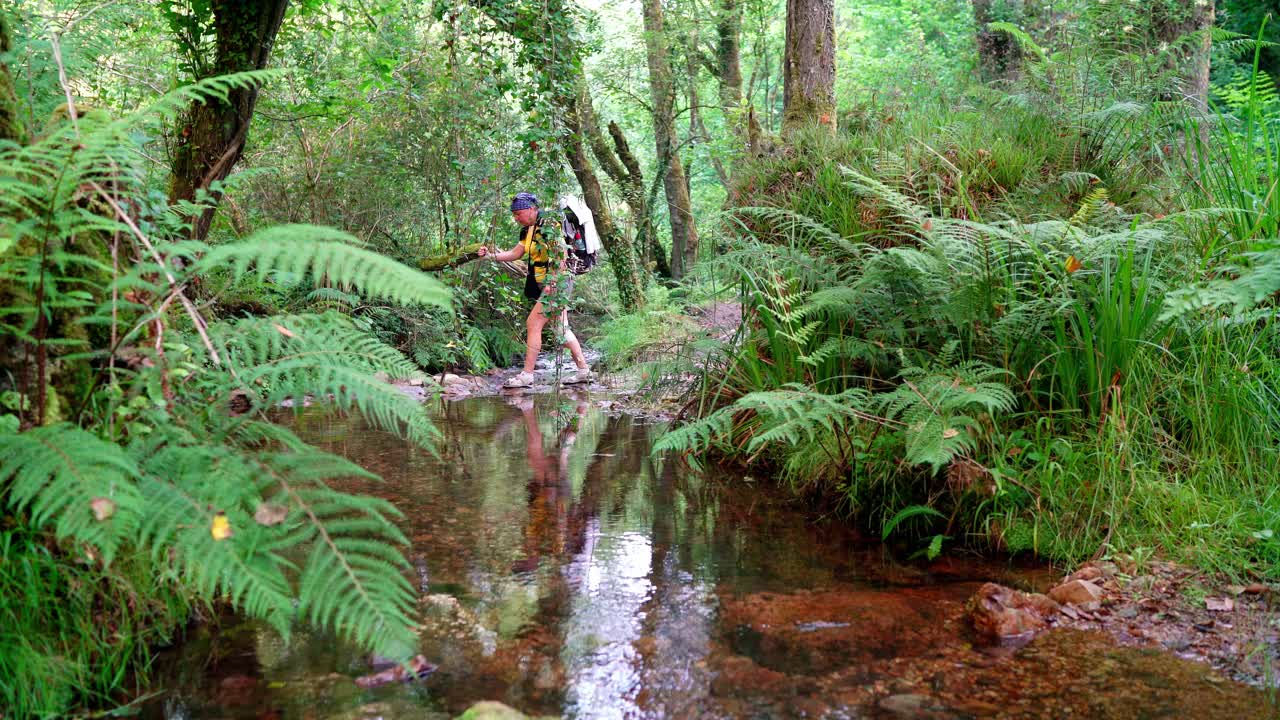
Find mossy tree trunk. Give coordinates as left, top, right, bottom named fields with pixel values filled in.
left=0, top=12, right=26, bottom=144
left=642, top=0, right=698, bottom=280
left=578, top=83, right=667, bottom=280
left=717, top=0, right=744, bottom=119
left=168, top=0, right=288, bottom=241
left=562, top=91, right=645, bottom=312
left=714, top=0, right=745, bottom=185
left=782, top=0, right=835, bottom=137
left=609, top=122, right=669, bottom=279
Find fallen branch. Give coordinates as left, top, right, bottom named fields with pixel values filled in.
left=417, top=243, right=486, bottom=271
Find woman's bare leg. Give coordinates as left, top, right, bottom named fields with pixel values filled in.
left=524, top=302, right=547, bottom=373
left=560, top=310, right=588, bottom=370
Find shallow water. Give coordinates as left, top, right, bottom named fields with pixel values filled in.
left=144, top=395, right=1275, bottom=719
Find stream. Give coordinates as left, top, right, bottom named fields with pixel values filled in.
left=142, top=394, right=1275, bottom=719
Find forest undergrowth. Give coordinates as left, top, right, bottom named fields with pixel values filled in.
left=635, top=33, right=1280, bottom=580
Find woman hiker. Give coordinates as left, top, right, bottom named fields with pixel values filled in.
left=477, top=192, right=593, bottom=388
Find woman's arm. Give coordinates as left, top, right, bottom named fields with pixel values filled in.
left=478, top=243, right=525, bottom=263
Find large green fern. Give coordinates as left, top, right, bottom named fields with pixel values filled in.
left=0, top=67, right=450, bottom=692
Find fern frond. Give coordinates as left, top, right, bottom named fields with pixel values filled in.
left=109, top=70, right=285, bottom=132
left=1056, top=172, right=1100, bottom=196
left=196, top=225, right=452, bottom=309
left=0, top=424, right=142, bottom=564
left=255, top=451, right=417, bottom=657
left=1069, top=187, right=1110, bottom=227
left=651, top=410, right=736, bottom=465
left=986, top=21, right=1048, bottom=62
left=1162, top=242, right=1280, bottom=318
left=734, top=385, right=874, bottom=453
left=305, top=287, right=363, bottom=308
left=876, top=359, right=1015, bottom=472
left=797, top=287, right=864, bottom=322
left=881, top=504, right=946, bottom=540
left=463, top=325, right=494, bottom=372
left=799, top=336, right=880, bottom=367
left=840, top=166, right=929, bottom=231
left=730, top=206, right=866, bottom=261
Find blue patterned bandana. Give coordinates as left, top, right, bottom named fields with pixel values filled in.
left=510, top=192, right=539, bottom=211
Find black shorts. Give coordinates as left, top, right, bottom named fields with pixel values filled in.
left=525, top=273, right=575, bottom=305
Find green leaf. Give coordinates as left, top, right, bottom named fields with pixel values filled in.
left=881, top=504, right=946, bottom=541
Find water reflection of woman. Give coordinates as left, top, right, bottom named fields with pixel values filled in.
left=512, top=396, right=588, bottom=573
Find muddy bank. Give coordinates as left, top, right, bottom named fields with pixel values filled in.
left=1042, top=560, right=1277, bottom=688
left=712, top=580, right=1274, bottom=719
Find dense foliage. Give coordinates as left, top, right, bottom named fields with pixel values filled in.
left=1, top=0, right=1277, bottom=715
left=651, top=13, right=1280, bottom=575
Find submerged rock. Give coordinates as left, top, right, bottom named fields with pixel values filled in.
left=966, top=582, right=1059, bottom=645
left=454, top=701, right=558, bottom=720
left=878, top=693, right=942, bottom=718
left=352, top=654, right=436, bottom=689
left=721, top=588, right=944, bottom=674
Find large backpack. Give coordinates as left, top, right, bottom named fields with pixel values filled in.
left=560, top=206, right=598, bottom=275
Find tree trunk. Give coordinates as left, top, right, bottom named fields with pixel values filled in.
left=685, top=33, right=730, bottom=189
left=642, top=0, right=698, bottom=280
left=0, top=12, right=25, bottom=144
left=716, top=0, right=744, bottom=116
left=782, top=0, right=835, bottom=137
left=1152, top=1, right=1215, bottom=111
left=168, top=0, right=288, bottom=241
left=578, top=86, right=667, bottom=280
left=417, top=243, right=485, bottom=271
left=972, top=0, right=1023, bottom=82
left=562, top=92, right=645, bottom=312
left=611, top=122, right=671, bottom=279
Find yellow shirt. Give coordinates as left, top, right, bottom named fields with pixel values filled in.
left=519, top=219, right=554, bottom=283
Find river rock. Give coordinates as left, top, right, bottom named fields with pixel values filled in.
left=966, top=582, right=1059, bottom=644
left=879, top=693, right=938, bottom=718
left=441, top=373, right=467, bottom=387
left=1067, top=565, right=1103, bottom=583
left=1048, top=579, right=1104, bottom=610
left=353, top=654, right=436, bottom=688
left=454, top=701, right=556, bottom=720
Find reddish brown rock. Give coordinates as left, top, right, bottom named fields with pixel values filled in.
left=1049, top=579, right=1104, bottom=610
left=710, top=653, right=792, bottom=697
left=966, top=582, right=1060, bottom=644
left=214, top=674, right=259, bottom=705
left=1067, top=565, right=1104, bottom=583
